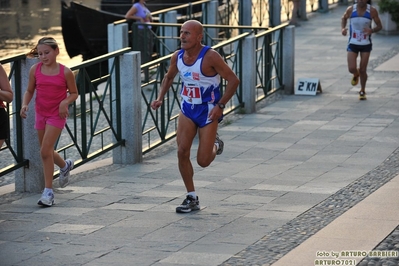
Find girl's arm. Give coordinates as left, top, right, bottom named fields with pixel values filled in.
left=59, top=66, right=78, bottom=119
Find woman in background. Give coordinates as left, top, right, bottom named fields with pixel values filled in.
left=289, top=0, right=301, bottom=26
left=125, top=0, right=154, bottom=80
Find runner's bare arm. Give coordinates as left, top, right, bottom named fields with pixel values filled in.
left=369, top=7, right=383, bottom=35
left=341, top=7, right=352, bottom=36
left=151, top=51, right=180, bottom=110
left=206, top=49, right=239, bottom=121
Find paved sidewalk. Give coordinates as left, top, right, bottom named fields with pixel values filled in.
left=1, top=4, right=399, bottom=266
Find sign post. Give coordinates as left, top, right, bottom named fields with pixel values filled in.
left=295, top=78, right=322, bottom=96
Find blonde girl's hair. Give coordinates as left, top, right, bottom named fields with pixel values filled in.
left=26, top=37, right=59, bottom=58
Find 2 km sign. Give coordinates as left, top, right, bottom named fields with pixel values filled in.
left=295, top=78, right=322, bottom=96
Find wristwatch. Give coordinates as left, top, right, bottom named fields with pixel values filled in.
left=217, top=103, right=225, bottom=109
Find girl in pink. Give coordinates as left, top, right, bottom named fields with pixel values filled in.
left=20, top=37, right=78, bottom=207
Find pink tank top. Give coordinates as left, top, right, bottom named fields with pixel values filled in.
left=35, top=62, right=68, bottom=116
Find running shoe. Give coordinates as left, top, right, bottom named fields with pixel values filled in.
left=38, top=190, right=54, bottom=207
left=351, top=68, right=359, bottom=86
left=359, top=91, right=367, bottom=100
left=59, top=159, right=74, bottom=188
left=176, top=195, right=200, bottom=213
left=215, top=133, right=224, bottom=155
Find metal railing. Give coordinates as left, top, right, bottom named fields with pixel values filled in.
left=138, top=24, right=286, bottom=153
left=0, top=49, right=131, bottom=179
left=255, top=24, right=286, bottom=102
left=152, top=0, right=347, bottom=28
left=152, top=0, right=230, bottom=23
left=131, top=22, right=270, bottom=73
left=62, top=48, right=132, bottom=169
left=0, top=0, right=347, bottom=183
left=0, top=23, right=287, bottom=179
left=128, top=0, right=347, bottom=60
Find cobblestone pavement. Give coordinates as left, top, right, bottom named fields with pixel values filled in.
left=1, top=3, right=399, bottom=266
left=222, top=147, right=399, bottom=266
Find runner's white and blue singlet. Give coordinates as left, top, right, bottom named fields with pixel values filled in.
left=177, top=46, right=222, bottom=127
left=347, top=4, right=372, bottom=48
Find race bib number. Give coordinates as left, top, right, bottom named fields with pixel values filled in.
left=352, top=30, right=367, bottom=42
left=181, top=84, right=202, bottom=104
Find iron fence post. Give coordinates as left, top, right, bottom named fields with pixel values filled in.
left=11, top=60, right=24, bottom=164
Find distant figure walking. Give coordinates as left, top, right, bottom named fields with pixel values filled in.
left=21, top=37, right=78, bottom=206
left=289, top=0, right=301, bottom=26
left=125, top=0, right=154, bottom=66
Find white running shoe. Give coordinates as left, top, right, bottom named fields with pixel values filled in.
left=37, top=190, right=54, bottom=207
left=59, top=159, right=74, bottom=188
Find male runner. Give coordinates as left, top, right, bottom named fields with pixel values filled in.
left=151, top=20, right=240, bottom=213
left=341, top=0, right=382, bottom=100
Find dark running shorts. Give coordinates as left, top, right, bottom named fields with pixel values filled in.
left=0, top=108, right=9, bottom=140
left=347, top=43, right=372, bottom=53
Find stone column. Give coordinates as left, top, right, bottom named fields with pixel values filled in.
left=108, top=22, right=129, bottom=80
left=240, top=0, right=252, bottom=31
left=15, top=58, right=43, bottom=192
left=283, top=26, right=295, bottom=95
left=269, top=0, right=281, bottom=26
left=300, top=0, right=308, bottom=21
left=108, top=23, right=129, bottom=53
left=112, top=52, right=142, bottom=164
left=204, top=0, right=219, bottom=45
left=319, top=0, right=329, bottom=12
left=162, top=10, right=178, bottom=57
left=242, top=35, right=256, bottom=114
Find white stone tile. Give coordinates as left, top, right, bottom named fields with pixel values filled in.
left=39, top=224, right=104, bottom=235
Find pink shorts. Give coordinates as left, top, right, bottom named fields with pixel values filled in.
left=35, top=112, right=66, bottom=130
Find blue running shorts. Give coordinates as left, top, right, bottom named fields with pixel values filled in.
left=181, top=101, right=223, bottom=128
